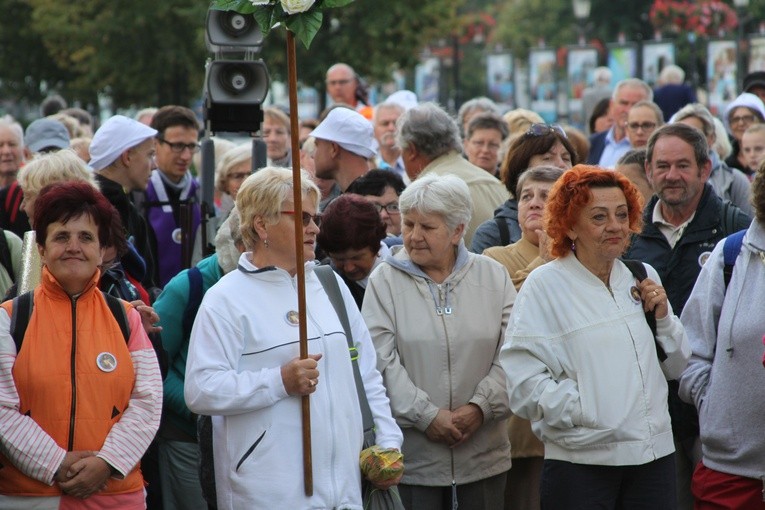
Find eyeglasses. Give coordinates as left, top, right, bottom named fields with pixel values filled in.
left=326, top=79, right=353, bottom=87
left=469, top=140, right=502, bottom=151
left=627, top=122, right=657, bottom=132
left=282, top=210, right=321, bottom=227
left=372, top=203, right=400, bottom=214
left=730, top=114, right=756, bottom=125
left=157, top=137, right=201, bottom=154
left=524, top=123, right=567, bottom=139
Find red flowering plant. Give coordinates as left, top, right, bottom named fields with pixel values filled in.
left=650, top=0, right=740, bottom=38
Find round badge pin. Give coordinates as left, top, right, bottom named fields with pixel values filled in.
left=698, top=251, right=712, bottom=267
left=96, top=352, right=117, bottom=373
left=629, top=286, right=642, bottom=304
left=172, top=228, right=182, bottom=244
left=285, top=310, right=299, bottom=326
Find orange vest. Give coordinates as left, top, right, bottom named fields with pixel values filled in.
left=0, top=268, right=143, bottom=496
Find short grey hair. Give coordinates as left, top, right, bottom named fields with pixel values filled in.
left=399, top=173, right=472, bottom=233
left=373, top=102, right=404, bottom=122
left=0, top=119, right=24, bottom=148
left=593, top=66, right=612, bottom=85
left=236, top=166, right=320, bottom=250
left=659, top=65, right=685, bottom=85
left=613, top=78, right=653, bottom=102
left=396, top=102, right=462, bottom=160
left=515, top=165, right=565, bottom=198
left=672, top=103, right=716, bottom=139
left=215, top=143, right=252, bottom=193
left=457, top=97, right=499, bottom=134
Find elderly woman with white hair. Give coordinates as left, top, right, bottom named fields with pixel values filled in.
left=214, top=143, right=252, bottom=220
left=362, top=173, right=515, bottom=509
left=184, top=167, right=402, bottom=509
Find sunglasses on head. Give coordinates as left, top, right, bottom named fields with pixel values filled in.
left=524, top=123, right=567, bottom=139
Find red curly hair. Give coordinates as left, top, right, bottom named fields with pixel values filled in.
left=545, top=165, right=644, bottom=258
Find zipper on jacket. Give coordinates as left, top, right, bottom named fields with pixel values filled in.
left=68, top=296, right=78, bottom=451
left=439, top=283, right=458, bottom=507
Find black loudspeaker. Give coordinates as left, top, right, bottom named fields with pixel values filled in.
left=204, top=60, right=269, bottom=133
left=205, top=10, right=263, bottom=52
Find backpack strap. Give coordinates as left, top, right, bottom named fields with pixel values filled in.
left=10, top=291, right=33, bottom=353
left=622, top=259, right=667, bottom=362
left=183, top=267, right=204, bottom=340
left=722, top=230, right=746, bottom=291
left=102, top=292, right=130, bottom=344
left=495, top=217, right=510, bottom=246
left=0, top=230, right=14, bottom=283
left=10, top=291, right=130, bottom=352
left=721, top=200, right=739, bottom=236
left=314, top=265, right=374, bottom=433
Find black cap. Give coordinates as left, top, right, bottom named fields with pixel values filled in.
left=743, top=71, right=765, bottom=93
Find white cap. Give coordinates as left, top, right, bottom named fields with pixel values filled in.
left=89, top=115, right=157, bottom=171
left=309, top=108, right=376, bottom=158
left=385, top=90, right=418, bottom=111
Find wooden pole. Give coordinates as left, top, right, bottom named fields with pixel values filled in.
left=286, top=30, right=313, bottom=497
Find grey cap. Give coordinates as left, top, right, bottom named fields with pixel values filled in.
left=24, top=119, right=70, bottom=153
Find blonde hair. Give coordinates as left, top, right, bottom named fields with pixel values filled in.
left=18, top=149, right=98, bottom=196
left=215, top=143, right=252, bottom=193
left=264, top=107, right=290, bottom=130
left=236, top=167, right=320, bottom=250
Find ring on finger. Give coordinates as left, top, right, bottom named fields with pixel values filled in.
left=653, top=289, right=659, bottom=297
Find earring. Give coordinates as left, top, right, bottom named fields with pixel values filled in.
left=571, top=240, right=576, bottom=251
left=263, top=238, right=269, bottom=249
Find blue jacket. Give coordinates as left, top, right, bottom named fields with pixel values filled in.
left=155, top=254, right=223, bottom=439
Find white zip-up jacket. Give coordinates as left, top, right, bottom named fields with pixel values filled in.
left=500, top=253, right=690, bottom=466
left=362, top=243, right=514, bottom=486
left=184, top=254, right=402, bottom=510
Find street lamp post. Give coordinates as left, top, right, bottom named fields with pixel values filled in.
left=733, top=0, right=750, bottom=91
left=572, top=0, right=592, bottom=46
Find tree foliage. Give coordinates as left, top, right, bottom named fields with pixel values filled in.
left=0, top=0, right=460, bottom=112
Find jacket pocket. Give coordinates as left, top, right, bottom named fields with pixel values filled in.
left=236, top=430, right=266, bottom=472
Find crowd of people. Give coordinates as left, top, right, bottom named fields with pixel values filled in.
left=0, top=61, right=763, bottom=510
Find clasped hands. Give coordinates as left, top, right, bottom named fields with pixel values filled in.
left=54, top=451, right=113, bottom=499
left=425, top=404, right=484, bottom=448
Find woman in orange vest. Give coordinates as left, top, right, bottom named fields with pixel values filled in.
left=0, top=181, right=162, bottom=509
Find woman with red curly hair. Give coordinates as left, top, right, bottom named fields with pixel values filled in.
left=500, top=165, right=690, bottom=509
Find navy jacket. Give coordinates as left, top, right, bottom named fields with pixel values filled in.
left=623, top=184, right=751, bottom=440
left=587, top=130, right=607, bottom=165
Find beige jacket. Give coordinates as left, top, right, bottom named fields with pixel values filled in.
left=362, top=243, right=515, bottom=485
left=420, top=152, right=509, bottom=249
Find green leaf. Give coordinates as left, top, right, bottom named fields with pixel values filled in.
left=321, top=0, right=355, bottom=8
left=212, top=0, right=258, bottom=14
left=252, top=6, right=276, bottom=37
left=286, top=10, right=323, bottom=49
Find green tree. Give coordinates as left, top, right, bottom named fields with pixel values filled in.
left=245, top=0, right=461, bottom=102
left=26, top=0, right=208, bottom=108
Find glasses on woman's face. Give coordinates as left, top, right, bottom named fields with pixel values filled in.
left=524, top=123, right=567, bottom=139
left=282, top=210, right=321, bottom=227
left=627, top=122, right=657, bottom=132
left=730, top=114, right=756, bottom=125
left=372, top=203, right=400, bottom=214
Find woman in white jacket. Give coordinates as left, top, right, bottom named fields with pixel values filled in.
left=500, top=165, right=690, bottom=509
left=184, top=167, right=402, bottom=509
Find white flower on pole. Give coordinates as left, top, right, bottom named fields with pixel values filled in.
left=280, top=0, right=315, bottom=14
